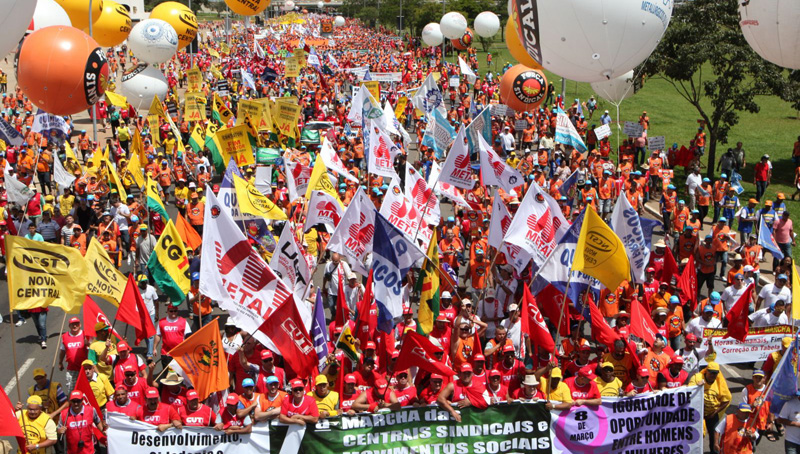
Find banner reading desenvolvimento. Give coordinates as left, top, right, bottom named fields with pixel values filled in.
left=107, top=414, right=271, bottom=454
left=271, top=403, right=552, bottom=454
left=551, top=385, right=704, bottom=454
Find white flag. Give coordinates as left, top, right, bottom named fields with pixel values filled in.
left=411, top=73, right=443, bottom=115
left=367, top=121, right=400, bottom=179
left=304, top=190, right=343, bottom=233
left=610, top=191, right=651, bottom=283
left=503, top=182, right=569, bottom=271
left=555, top=112, right=587, bottom=152
left=458, top=56, right=476, bottom=84
left=429, top=161, right=471, bottom=209
left=405, top=165, right=440, bottom=226
left=53, top=156, right=76, bottom=192
left=478, top=134, right=524, bottom=191
left=328, top=187, right=376, bottom=276
left=488, top=196, right=513, bottom=250
left=285, top=159, right=311, bottom=201
left=269, top=223, right=312, bottom=303
left=379, top=179, right=432, bottom=249
left=254, top=39, right=265, bottom=59
left=438, top=128, right=475, bottom=190
left=319, top=139, right=358, bottom=183
left=4, top=169, right=33, bottom=205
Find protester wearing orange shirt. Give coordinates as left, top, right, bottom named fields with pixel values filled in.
left=695, top=235, right=716, bottom=298
left=672, top=200, right=690, bottom=235
left=712, top=218, right=734, bottom=279
left=597, top=171, right=616, bottom=218
left=439, top=229, right=463, bottom=272
left=466, top=248, right=491, bottom=294
left=713, top=175, right=730, bottom=223
left=659, top=185, right=678, bottom=234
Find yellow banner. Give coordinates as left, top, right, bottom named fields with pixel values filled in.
left=187, top=67, right=203, bottom=91
left=394, top=96, right=408, bottom=117
left=363, top=81, right=380, bottom=101
left=6, top=236, right=88, bottom=313
left=84, top=238, right=126, bottom=306
left=284, top=56, right=300, bottom=78
left=213, top=125, right=254, bottom=167
left=237, top=99, right=273, bottom=132
left=105, top=91, right=128, bottom=108
left=232, top=174, right=287, bottom=220
left=274, top=102, right=302, bottom=138
left=183, top=92, right=205, bottom=122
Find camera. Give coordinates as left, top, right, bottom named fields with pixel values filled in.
left=77, top=441, right=85, bottom=449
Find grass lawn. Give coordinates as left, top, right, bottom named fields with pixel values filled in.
left=445, top=40, right=800, bottom=262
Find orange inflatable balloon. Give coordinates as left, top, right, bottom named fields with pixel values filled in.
left=505, top=20, right=542, bottom=70
left=453, top=28, right=473, bottom=50
left=17, top=26, right=109, bottom=116
left=499, top=64, right=547, bottom=112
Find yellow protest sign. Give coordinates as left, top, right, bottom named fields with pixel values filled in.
left=85, top=238, right=126, bottom=306
left=7, top=236, right=88, bottom=313
left=187, top=67, right=203, bottom=91
left=395, top=96, right=408, bottom=117
left=285, top=56, right=300, bottom=77
left=237, top=99, right=273, bottom=132
left=274, top=102, right=302, bottom=138
left=232, top=174, right=287, bottom=220
left=293, top=48, right=306, bottom=66
left=213, top=125, right=254, bottom=167
left=363, top=81, right=380, bottom=101
left=183, top=92, right=205, bottom=122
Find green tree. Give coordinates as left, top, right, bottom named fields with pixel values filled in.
left=642, top=0, right=796, bottom=178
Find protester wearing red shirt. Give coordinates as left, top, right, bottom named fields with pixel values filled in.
left=353, top=357, right=382, bottom=392
left=135, top=387, right=182, bottom=431
left=220, top=393, right=252, bottom=433
left=437, top=364, right=487, bottom=422
left=280, top=379, right=320, bottom=425
left=563, top=366, right=602, bottom=406
left=625, top=367, right=656, bottom=396
left=111, top=342, right=145, bottom=383
left=392, top=370, right=418, bottom=407
left=485, top=370, right=508, bottom=404
left=496, top=345, right=526, bottom=392
left=58, top=391, right=104, bottom=454
left=253, top=350, right=286, bottom=393
left=657, top=357, right=689, bottom=389
left=340, top=375, right=360, bottom=415
left=417, top=374, right=445, bottom=405
left=159, top=371, right=187, bottom=412
left=107, top=386, right=141, bottom=418
left=564, top=346, right=598, bottom=378
left=117, top=364, right=149, bottom=406
left=179, top=390, right=220, bottom=428
left=472, top=354, right=488, bottom=389
left=58, top=317, right=88, bottom=391
left=510, top=375, right=546, bottom=401
left=155, top=302, right=191, bottom=368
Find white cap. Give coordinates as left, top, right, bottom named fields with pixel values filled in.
left=508, top=303, right=519, bottom=312
left=743, top=265, right=754, bottom=272
left=484, top=288, right=496, bottom=299
left=441, top=291, right=452, bottom=299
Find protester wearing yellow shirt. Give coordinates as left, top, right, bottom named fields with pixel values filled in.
left=308, top=375, right=339, bottom=418
left=16, top=396, right=58, bottom=454
left=688, top=361, right=731, bottom=437
left=539, top=367, right=573, bottom=403
left=595, top=362, right=623, bottom=397
left=58, top=191, right=76, bottom=217
left=87, top=323, right=117, bottom=380
left=81, top=360, right=114, bottom=408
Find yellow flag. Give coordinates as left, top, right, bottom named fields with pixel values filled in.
left=213, top=125, right=254, bottom=167
left=84, top=238, right=126, bottom=306
left=572, top=207, right=631, bottom=291
left=127, top=151, right=145, bottom=188
left=150, top=95, right=184, bottom=152
left=305, top=153, right=342, bottom=205
left=147, top=220, right=191, bottom=302
left=105, top=91, right=128, bottom=108
left=64, top=142, right=83, bottom=174
left=394, top=96, right=408, bottom=117
left=335, top=324, right=360, bottom=362
left=212, top=92, right=234, bottom=126
left=793, top=266, right=800, bottom=321
left=109, top=162, right=128, bottom=200
left=209, top=48, right=220, bottom=58
left=131, top=127, right=145, bottom=163
left=232, top=174, right=287, bottom=220
left=6, top=236, right=88, bottom=313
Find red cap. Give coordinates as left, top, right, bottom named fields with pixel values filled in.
left=473, top=354, right=485, bottom=362
left=375, top=378, right=388, bottom=389
left=117, top=342, right=130, bottom=352
left=344, top=374, right=357, bottom=384
left=114, top=383, right=127, bottom=391
left=365, top=341, right=376, bottom=350
left=669, top=356, right=684, bottom=365
left=430, top=374, right=444, bottom=381
left=435, top=315, right=449, bottom=322
left=578, top=366, right=596, bottom=379
left=290, top=379, right=305, bottom=389
left=69, top=390, right=84, bottom=401
left=68, top=317, right=80, bottom=324
left=638, top=367, right=650, bottom=377
left=391, top=351, right=400, bottom=359
left=261, top=350, right=274, bottom=360
left=488, top=369, right=501, bottom=378
left=122, top=364, right=136, bottom=373
left=225, top=393, right=239, bottom=405
left=578, top=344, right=592, bottom=352
left=646, top=267, right=655, bottom=273
left=685, top=333, right=698, bottom=341
left=145, top=387, right=159, bottom=399
left=460, top=364, right=473, bottom=373
left=186, top=390, right=199, bottom=400
left=212, top=184, right=220, bottom=192
left=502, top=344, right=515, bottom=353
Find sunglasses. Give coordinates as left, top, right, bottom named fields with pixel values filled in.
left=292, top=387, right=305, bottom=392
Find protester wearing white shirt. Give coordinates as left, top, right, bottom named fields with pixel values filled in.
left=757, top=274, right=792, bottom=310
left=749, top=300, right=789, bottom=327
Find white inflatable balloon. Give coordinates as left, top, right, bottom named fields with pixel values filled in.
left=317, top=1, right=323, bottom=8
left=474, top=12, right=500, bottom=38
left=334, top=15, right=345, bottom=27
left=740, top=0, right=800, bottom=70
left=128, top=19, right=178, bottom=65
left=510, top=0, right=673, bottom=82
left=284, top=0, right=295, bottom=11
left=120, top=64, right=169, bottom=111
left=422, top=23, right=444, bottom=47
left=28, top=0, right=71, bottom=32
left=590, top=70, right=635, bottom=104
left=1, top=0, right=37, bottom=57
left=439, top=12, right=467, bottom=40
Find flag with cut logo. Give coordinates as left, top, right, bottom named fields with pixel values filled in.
left=258, top=294, right=318, bottom=378
left=116, top=274, right=156, bottom=345
left=147, top=219, right=191, bottom=302
left=311, top=289, right=329, bottom=372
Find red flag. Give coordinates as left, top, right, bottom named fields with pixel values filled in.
left=354, top=271, right=376, bottom=346
left=537, top=284, right=571, bottom=337
left=116, top=274, right=156, bottom=345
left=587, top=296, right=622, bottom=350
left=661, top=247, right=679, bottom=284
left=0, top=384, right=26, bottom=450
left=257, top=297, right=318, bottom=379
left=82, top=296, right=123, bottom=340
left=725, top=284, right=754, bottom=342
left=630, top=298, right=660, bottom=347
left=678, top=255, right=698, bottom=311
left=334, top=267, right=350, bottom=330
left=520, top=286, right=555, bottom=352
left=74, top=369, right=107, bottom=444
left=395, top=330, right=455, bottom=378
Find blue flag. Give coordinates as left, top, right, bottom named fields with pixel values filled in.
left=558, top=170, right=579, bottom=207
left=769, top=336, right=799, bottom=414
left=371, top=215, right=425, bottom=333
left=758, top=216, right=784, bottom=260
left=421, top=108, right=456, bottom=160
left=640, top=217, right=663, bottom=251
left=731, top=170, right=745, bottom=195
left=310, top=289, right=330, bottom=372
left=241, top=70, right=257, bottom=91
left=0, top=118, right=23, bottom=147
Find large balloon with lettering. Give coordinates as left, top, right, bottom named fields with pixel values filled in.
left=510, top=0, right=673, bottom=82
left=119, top=64, right=168, bottom=111
left=85, top=0, right=131, bottom=47
left=499, top=64, right=547, bottom=112
left=590, top=70, right=635, bottom=104
left=149, top=1, right=197, bottom=50
left=1, top=0, right=38, bottom=57
left=225, top=0, right=270, bottom=16
left=54, top=0, right=103, bottom=30
left=505, top=19, right=541, bottom=70
left=739, top=0, right=800, bottom=70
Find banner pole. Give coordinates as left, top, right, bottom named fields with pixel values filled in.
left=7, top=254, right=30, bottom=444
left=49, top=311, right=68, bottom=380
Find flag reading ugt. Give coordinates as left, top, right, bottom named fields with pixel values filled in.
left=371, top=215, right=425, bottom=333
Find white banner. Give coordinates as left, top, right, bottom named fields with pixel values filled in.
left=594, top=124, right=612, bottom=140
left=360, top=72, right=401, bottom=82
left=701, top=325, right=792, bottom=365
left=107, top=414, right=270, bottom=454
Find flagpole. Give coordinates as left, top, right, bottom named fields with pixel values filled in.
left=7, top=258, right=31, bottom=442
left=49, top=312, right=68, bottom=381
